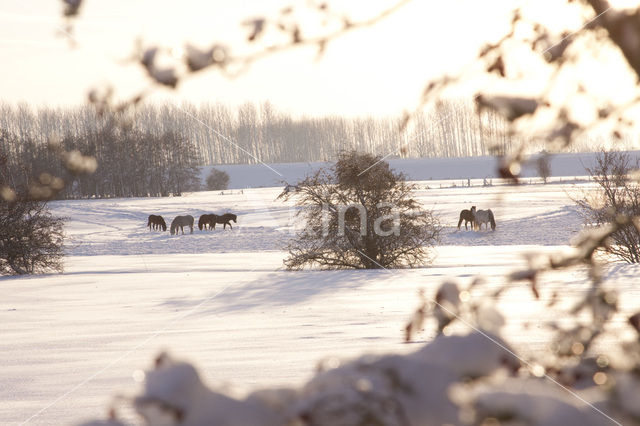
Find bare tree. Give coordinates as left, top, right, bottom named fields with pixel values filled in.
left=279, top=151, right=441, bottom=270
left=0, top=148, right=65, bottom=275
left=537, top=150, right=552, bottom=184
left=205, top=168, right=230, bottom=190
left=576, top=150, right=640, bottom=263
left=0, top=197, right=64, bottom=275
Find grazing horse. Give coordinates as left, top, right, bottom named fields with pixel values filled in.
left=457, top=206, right=476, bottom=230
left=147, top=214, right=167, bottom=231
left=170, top=215, right=194, bottom=235
left=473, top=208, right=496, bottom=231
left=211, top=213, right=237, bottom=230
left=198, top=214, right=216, bottom=230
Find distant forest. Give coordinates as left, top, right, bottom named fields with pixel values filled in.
left=0, top=100, right=584, bottom=198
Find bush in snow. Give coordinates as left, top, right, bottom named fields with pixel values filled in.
left=278, top=151, right=441, bottom=269
left=575, top=150, right=640, bottom=263
left=205, top=168, right=230, bottom=191
left=0, top=184, right=64, bottom=275
left=0, top=156, right=65, bottom=275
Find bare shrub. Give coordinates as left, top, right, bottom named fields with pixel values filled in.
left=0, top=198, right=64, bottom=275
left=279, top=151, right=441, bottom=270
left=575, top=150, right=640, bottom=263
left=205, top=168, right=230, bottom=191
left=537, top=150, right=551, bottom=184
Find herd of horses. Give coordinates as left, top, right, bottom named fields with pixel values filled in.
left=457, top=205, right=496, bottom=231
left=150, top=208, right=493, bottom=235
left=147, top=213, right=237, bottom=235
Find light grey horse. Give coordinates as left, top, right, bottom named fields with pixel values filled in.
left=472, top=207, right=496, bottom=230
left=170, top=215, right=194, bottom=235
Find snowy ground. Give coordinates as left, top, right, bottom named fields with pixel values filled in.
left=2, top=178, right=640, bottom=425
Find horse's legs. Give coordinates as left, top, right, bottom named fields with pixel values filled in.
left=190, top=225, right=193, bottom=234
left=228, top=222, right=232, bottom=229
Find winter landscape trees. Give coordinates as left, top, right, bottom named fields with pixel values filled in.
left=0, top=114, right=200, bottom=199
left=4, top=0, right=640, bottom=424
left=280, top=151, right=441, bottom=269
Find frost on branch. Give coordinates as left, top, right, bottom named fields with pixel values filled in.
left=130, top=353, right=281, bottom=426
left=457, top=378, right=605, bottom=426
left=140, top=47, right=179, bottom=88
left=62, top=0, right=82, bottom=17
left=82, top=325, right=640, bottom=426
left=475, top=95, right=540, bottom=123
left=185, top=44, right=228, bottom=72
left=80, top=332, right=516, bottom=426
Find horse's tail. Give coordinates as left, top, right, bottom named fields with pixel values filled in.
left=457, top=212, right=464, bottom=229
left=147, top=216, right=152, bottom=229
left=198, top=218, right=203, bottom=230
left=488, top=209, right=496, bottom=230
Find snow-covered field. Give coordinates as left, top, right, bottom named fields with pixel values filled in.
left=2, top=176, right=639, bottom=425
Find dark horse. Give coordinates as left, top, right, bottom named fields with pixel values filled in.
left=457, top=206, right=476, bottom=230
left=211, top=213, right=237, bottom=230
left=198, top=214, right=216, bottom=230
left=170, top=215, right=194, bottom=235
left=147, top=214, right=167, bottom=231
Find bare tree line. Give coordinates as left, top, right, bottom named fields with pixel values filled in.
left=176, top=100, right=527, bottom=162
left=1, top=99, right=621, bottom=200
left=1, top=99, right=516, bottom=164
left=0, top=106, right=200, bottom=199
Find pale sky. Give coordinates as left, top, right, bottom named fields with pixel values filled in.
left=0, top=0, right=632, bottom=118
left=0, top=0, right=513, bottom=117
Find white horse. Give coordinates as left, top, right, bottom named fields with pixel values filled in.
left=170, top=215, right=194, bottom=235
left=472, top=206, right=496, bottom=231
